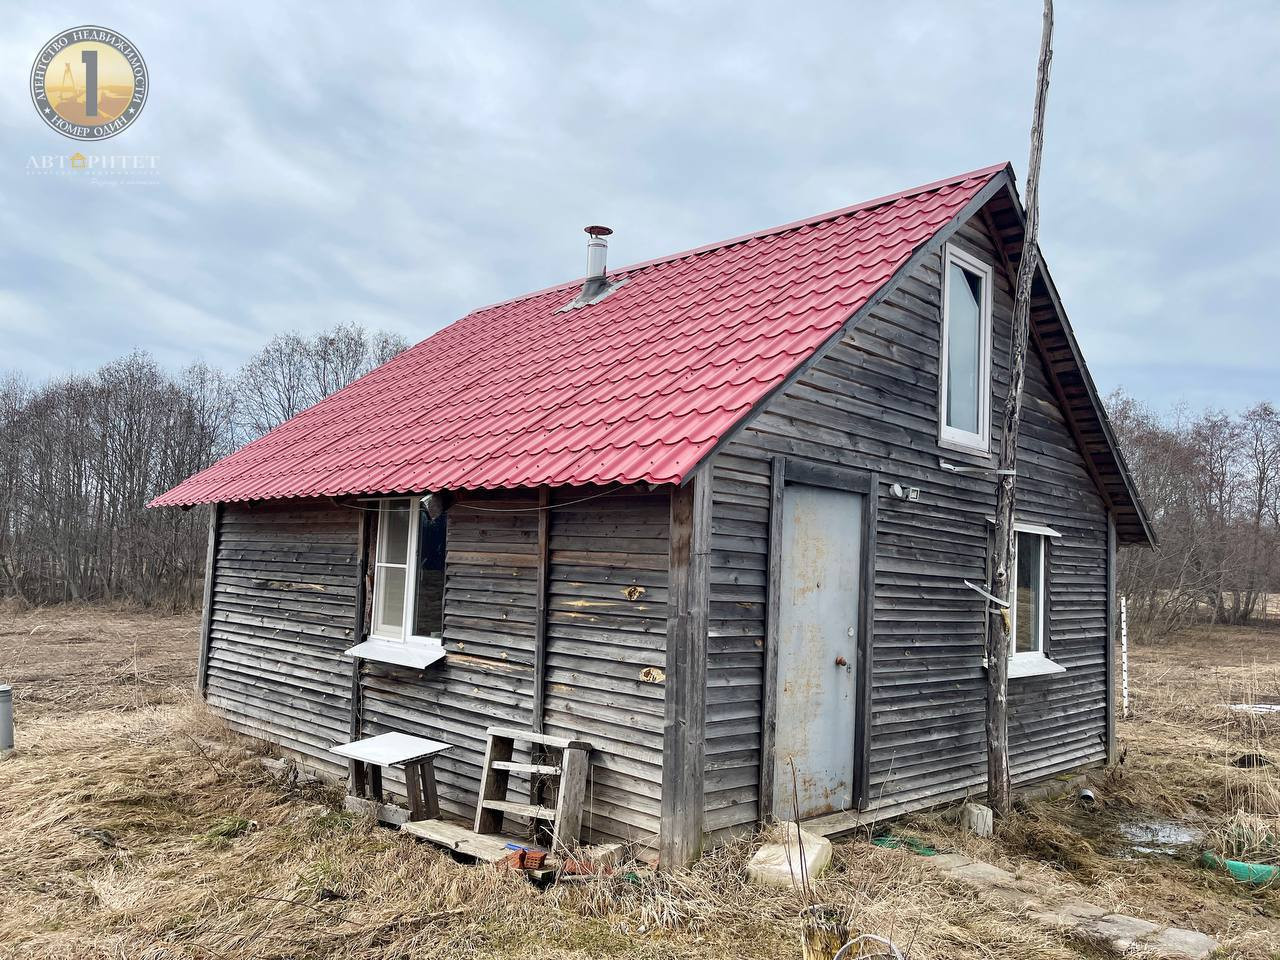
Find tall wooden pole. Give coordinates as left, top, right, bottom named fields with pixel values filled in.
left=986, top=0, right=1054, bottom=817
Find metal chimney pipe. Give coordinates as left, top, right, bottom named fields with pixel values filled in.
left=585, top=225, right=612, bottom=280
left=0, top=684, right=13, bottom=752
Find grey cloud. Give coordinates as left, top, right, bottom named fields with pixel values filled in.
left=0, top=0, right=1274, bottom=412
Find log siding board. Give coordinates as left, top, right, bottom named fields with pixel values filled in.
left=358, top=490, right=540, bottom=827
left=203, top=498, right=356, bottom=777
left=708, top=204, right=1111, bottom=829
left=196, top=502, right=221, bottom=698
left=662, top=471, right=712, bottom=866
left=545, top=486, right=671, bottom=848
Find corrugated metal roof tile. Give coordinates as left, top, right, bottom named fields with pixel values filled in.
left=150, top=164, right=1006, bottom=507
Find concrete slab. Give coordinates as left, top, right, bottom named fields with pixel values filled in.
left=943, top=860, right=1017, bottom=889
left=923, top=846, right=1220, bottom=958
left=1028, top=898, right=1106, bottom=932
left=746, top=822, right=833, bottom=889
left=1145, top=926, right=1220, bottom=959
left=1080, top=913, right=1162, bottom=952
left=926, top=853, right=974, bottom=870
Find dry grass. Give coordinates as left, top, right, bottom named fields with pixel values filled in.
left=905, top=623, right=1280, bottom=958
left=1, top=605, right=1277, bottom=958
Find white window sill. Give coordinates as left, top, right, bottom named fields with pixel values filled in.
left=343, top=638, right=446, bottom=669
left=1008, top=653, right=1066, bottom=679
left=938, top=433, right=992, bottom=457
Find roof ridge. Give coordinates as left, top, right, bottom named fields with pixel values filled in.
left=462, top=162, right=1010, bottom=317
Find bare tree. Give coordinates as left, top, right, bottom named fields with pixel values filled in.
left=235, top=322, right=407, bottom=440
left=0, top=322, right=407, bottom=608
left=987, top=0, right=1054, bottom=818
left=1110, top=391, right=1280, bottom=634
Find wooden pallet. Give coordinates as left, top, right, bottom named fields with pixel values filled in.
left=400, top=818, right=625, bottom=881
left=400, top=818, right=557, bottom=878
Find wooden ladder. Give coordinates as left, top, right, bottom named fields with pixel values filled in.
left=473, top=726, right=591, bottom=852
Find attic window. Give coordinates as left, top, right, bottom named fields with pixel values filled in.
left=939, top=244, right=993, bottom=453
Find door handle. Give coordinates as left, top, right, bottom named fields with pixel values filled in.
left=834, top=655, right=849, bottom=668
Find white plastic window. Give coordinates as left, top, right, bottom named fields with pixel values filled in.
left=939, top=244, right=993, bottom=452
left=371, top=498, right=447, bottom=643
left=1011, top=530, right=1045, bottom=656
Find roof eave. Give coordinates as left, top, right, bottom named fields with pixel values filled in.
left=991, top=183, right=1157, bottom=549
left=676, top=164, right=1018, bottom=486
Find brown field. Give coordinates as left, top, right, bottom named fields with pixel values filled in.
left=1, top=605, right=1277, bottom=959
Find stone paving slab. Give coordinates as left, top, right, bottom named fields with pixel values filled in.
left=927, top=850, right=1220, bottom=958
left=1079, top=914, right=1163, bottom=952
left=1146, top=927, right=1220, bottom=959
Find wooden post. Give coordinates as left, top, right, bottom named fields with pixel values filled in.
left=854, top=475, right=879, bottom=810
left=552, top=745, right=590, bottom=852
left=1106, top=513, right=1119, bottom=761
left=659, top=468, right=712, bottom=868
left=195, top=502, right=221, bottom=699
left=1120, top=595, right=1129, bottom=719
left=404, top=762, right=425, bottom=821
left=347, top=508, right=371, bottom=790
left=758, top=456, right=785, bottom=821
left=987, top=0, right=1054, bottom=817
left=532, top=487, right=550, bottom=733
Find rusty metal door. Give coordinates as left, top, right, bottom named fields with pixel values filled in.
left=773, top=483, right=863, bottom=819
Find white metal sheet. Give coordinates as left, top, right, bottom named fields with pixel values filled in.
left=329, top=732, right=452, bottom=767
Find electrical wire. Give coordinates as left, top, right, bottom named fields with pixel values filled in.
left=329, top=485, right=628, bottom=516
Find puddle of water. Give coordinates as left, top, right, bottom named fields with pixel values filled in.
left=1224, top=703, right=1280, bottom=715
left=1060, top=807, right=1205, bottom=861
left=1115, top=819, right=1205, bottom=857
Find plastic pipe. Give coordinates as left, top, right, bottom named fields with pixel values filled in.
left=1202, top=851, right=1279, bottom=885
left=0, top=684, right=12, bottom=751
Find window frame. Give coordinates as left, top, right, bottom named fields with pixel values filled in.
left=1007, top=524, right=1065, bottom=679
left=1009, top=528, right=1046, bottom=658
left=938, top=243, right=994, bottom=454
left=369, top=496, right=446, bottom=648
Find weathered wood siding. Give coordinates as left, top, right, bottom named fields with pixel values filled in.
left=703, top=455, right=769, bottom=842
left=544, top=488, right=669, bottom=847
left=204, top=499, right=357, bottom=774
left=203, top=487, right=668, bottom=849
left=708, top=207, right=1110, bottom=826
left=362, top=486, right=670, bottom=846
left=358, top=490, right=540, bottom=823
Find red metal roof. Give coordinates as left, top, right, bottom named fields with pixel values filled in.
left=151, top=164, right=1007, bottom=507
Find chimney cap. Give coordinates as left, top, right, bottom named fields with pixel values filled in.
left=584, top=225, right=613, bottom=237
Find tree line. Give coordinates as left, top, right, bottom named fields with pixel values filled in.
left=1109, top=392, right=1280, bottom=634
left=0, top=324, right=406, bottom=608
left=2, top=328, right=1277, bottom=631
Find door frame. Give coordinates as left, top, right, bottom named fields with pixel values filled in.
left=759, top=457, right=879, bottom=821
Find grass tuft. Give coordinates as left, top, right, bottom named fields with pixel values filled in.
left=3, top=606, right=1279, bottom=957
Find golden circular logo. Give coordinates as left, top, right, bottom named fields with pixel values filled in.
left=30, top=26, right=148, bottom=141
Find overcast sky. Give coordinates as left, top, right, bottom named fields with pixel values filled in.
left=1, top=2, right=1275, bottom=413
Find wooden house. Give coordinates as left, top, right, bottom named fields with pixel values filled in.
left=152, top=163, right=1154, bottom=867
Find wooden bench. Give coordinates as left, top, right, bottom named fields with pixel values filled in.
left=330, top=732, right=451, bottom=823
